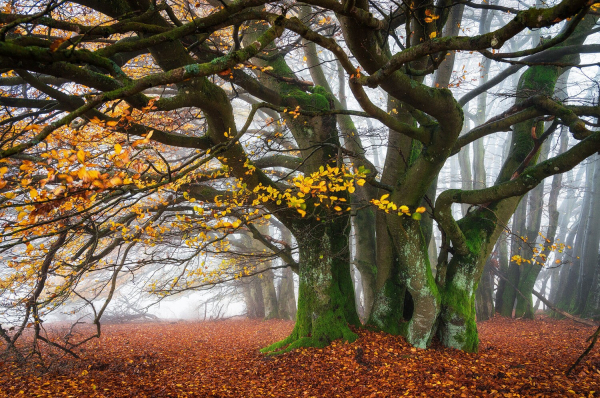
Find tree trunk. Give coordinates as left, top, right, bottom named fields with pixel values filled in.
left=476, top=258, right=495, bottom=321
left=262, top=221, right=359, bottom=353
left=514, top=71, right=569, bottom=318
left=300, top=20, right=379, bottom=320
left=277, top=219, right=297, bottom=321
left=557, top=162, right=594, bottom=312
left=353, top=207, right=377, bottom=319
left=500, top=199, right=527, bottom=317
left=514, top=144, right=550, bottom=319
left=552, top=222, right=580, bottom=310
left=582, top=154, right=600, bottom=317
left=495, top=228, right=510, bottom=313
left=278, top=266, right=297, bottom=321
left=439, top=249, right=481, bottom=352
left=242, top=276, right=265, bottom=319
left=534, top=270, right=551, bottom=312
left=261, top=267, right=279, bottom=320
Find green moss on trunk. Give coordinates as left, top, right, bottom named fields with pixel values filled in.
left=262, top=222, right=359, bottom=354
left=367, top=277, right=406, bottom=335
left=438, top=271, right=479, bottom=352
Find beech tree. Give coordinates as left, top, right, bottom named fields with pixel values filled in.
left=1, top=0, right=600, bottom=360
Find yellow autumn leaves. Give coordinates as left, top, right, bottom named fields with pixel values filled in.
left=511, top=232, right=574, bottom=267
left=371, top=194, right=426, bottom=219
left=250, top=164, right=365, bottom=218
left=195, top=163, right=427, bottom=222
left=425, top=9, right=440, bottom=39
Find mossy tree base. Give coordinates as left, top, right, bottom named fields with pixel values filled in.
left=438, top=297, right=479, bottom=352
left=262, top=222, right=359, bottom=354
left=261, top=318, right=358, bottom=355
left=438, top=258, right=480, bottom=353
left=367, top=278, right=406, bottom=336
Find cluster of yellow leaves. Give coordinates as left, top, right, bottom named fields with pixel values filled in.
left=511, top=232, right=575, bottom=266
left=371, top=194, right=427, bottom=220
left=281, top=106, right=301, bottom=119
left=511, top=254, right=530, bottom=265
left=251, top=164, right=365, bottom=217
left=350, top=67, right=362, bottom=79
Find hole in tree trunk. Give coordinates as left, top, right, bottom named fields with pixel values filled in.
left=403, top=290, right=414, bottom=321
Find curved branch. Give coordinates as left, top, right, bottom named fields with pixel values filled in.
left=437, top=130, right=600, bottom=253
left=360, top=0, right=589, bottom=88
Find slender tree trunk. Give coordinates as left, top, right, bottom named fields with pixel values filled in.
left=476, top=258, right=495, bottom=321
left=582, top=154, right=600, bottom=317
left=514, top=143, right=551, bottom=318
left=495, top=237, right=510, bottom=313
left=242, top=277, right=265, bottom=319
left=558, top=161, right=594, bottom=312
left=278, top=266, right=297, bottom=321
left=534, top=270, right=551, bottom=312
left=553, top=222, right=580, bottom=309
left=457, top=145, right=473, bottom=217
left=261, top=267, right=279, bottom=320
left=500, top=200, right=527, bottom=317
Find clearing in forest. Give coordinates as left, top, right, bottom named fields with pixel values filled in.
left=0, top=317, right=598, bottom=397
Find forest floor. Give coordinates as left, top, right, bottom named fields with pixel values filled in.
left=1, top=316, right=599, bottom=397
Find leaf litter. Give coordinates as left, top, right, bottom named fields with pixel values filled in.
left=1, top=316, right=599, bottom=397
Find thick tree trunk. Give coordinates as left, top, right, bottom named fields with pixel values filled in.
left=352, top=265, right=365, bottom=319
left=386, top=217, right=441, bottom=348
left=367, top=96, right=414, bottom=335
left=353, top=207, right=377, bottom=319
left=368, top=230, right=407, bottom=335
left=439, top=251, right=480, bottom=352
left=300, top=21, right=379, bottom=320
left=262, top=222, right=359, bottom=353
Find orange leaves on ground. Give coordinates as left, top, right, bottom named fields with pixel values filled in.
left=1, top=317, right=599, bottom=397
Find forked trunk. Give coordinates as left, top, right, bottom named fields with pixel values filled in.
left=369, top=218, right=440, bottom=348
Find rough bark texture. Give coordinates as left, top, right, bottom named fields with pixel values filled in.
left=262, top=223, right=360, bottom=353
